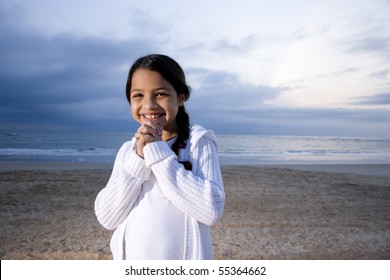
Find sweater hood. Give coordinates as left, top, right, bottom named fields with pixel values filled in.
left=188, top=124, right=218, bottom=153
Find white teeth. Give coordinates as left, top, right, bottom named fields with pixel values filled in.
left=143, top=114, right=162, bottom=119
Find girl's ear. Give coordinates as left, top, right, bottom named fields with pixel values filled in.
left=178, top=93, right=186, bottom=106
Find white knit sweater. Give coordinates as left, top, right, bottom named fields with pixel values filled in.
left=94, top=124, right=225, bottom=259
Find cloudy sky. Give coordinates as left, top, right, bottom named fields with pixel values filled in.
left=1, top=0, right=389, bottom=138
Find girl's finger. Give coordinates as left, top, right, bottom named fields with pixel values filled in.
left=137, top=125, right=155, bottom=137
left=141, top=123, right=162, bottom=137
left=150, top=123, right=163, bottom=136
left=136, top=132, right=156, bottom=144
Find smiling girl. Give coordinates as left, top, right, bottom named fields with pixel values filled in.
left=94, top=54, right=225, bottom=260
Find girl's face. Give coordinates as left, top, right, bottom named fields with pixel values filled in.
left=129, top=69, right=185, bottom=140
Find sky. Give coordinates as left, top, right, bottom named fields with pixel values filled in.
left=1, top=0, right=390, bottom=138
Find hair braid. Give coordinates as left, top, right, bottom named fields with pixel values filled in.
left=172, top=106, right=192, bottom=170
left=172, top=106, right=190, bottom=155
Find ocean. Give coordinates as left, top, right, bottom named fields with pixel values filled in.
left=1, top=130, right=390, bottom=165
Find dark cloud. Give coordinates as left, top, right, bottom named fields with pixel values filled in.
left=188, top=104, right=390, bottom=137
left=0, top=13, right=154, bottom=131
left=186, top=67, right=282, bottom=110
left=351, top=92, right=390, bottom=105
left=183, top=68, right=390, bottom=137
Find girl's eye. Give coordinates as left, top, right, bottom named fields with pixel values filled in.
left=156, top=92, right=168, bottom=97
left=131, top=93, right=143, bottom=99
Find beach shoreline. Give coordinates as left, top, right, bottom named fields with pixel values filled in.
left=1, top=162, right=389, bottom=259
left=1, top=160, right=389, bottom=176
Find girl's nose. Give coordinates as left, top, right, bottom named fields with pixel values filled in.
left=143, top=96, right=158, bottom=109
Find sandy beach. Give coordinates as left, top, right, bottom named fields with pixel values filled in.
left=1, top=163, right=389, bottom=259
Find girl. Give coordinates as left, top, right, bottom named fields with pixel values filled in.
left=94, top=54, right=225, bottom=260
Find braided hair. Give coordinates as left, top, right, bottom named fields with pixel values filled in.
left=125, top=54, right=192, bottom=168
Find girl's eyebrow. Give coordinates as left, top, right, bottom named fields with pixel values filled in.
left=154, top=87, right=171, bottom=91
left=130, top=87, right=171, bottom=93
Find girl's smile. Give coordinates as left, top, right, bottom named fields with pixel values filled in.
left=141, top=113, right=165, bottom=123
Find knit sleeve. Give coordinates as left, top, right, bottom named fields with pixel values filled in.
left=94, top=141, right=151, bottom=230
left=143, top=137, right=225, bottom=225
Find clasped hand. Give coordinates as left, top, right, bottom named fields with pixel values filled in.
left=135, top=120, right=163, bottom=158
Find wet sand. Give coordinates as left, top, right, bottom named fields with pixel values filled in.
left=1, top=163, right=389, bottom=259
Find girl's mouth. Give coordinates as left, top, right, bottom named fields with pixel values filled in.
left=141, top=114, right=165, bottom=122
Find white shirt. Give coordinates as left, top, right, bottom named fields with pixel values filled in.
left=122, top=138, right=185, bottom=259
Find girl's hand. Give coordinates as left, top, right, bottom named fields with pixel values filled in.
left=134, top=120, right=163, bottom=158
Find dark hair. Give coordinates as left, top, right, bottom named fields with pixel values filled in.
left=125, top=54, right=191, bottom=158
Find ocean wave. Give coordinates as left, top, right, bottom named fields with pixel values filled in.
left=0, top=148, right=118, bottom=157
